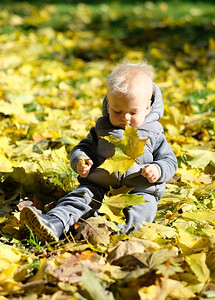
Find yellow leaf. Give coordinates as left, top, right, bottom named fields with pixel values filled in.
left=177, top=227, right=198, bottom=252
left=207, top=78, right=215, bottom=90
left=100, top=125, right=147, bottom=175
left=99, top=186, right=145, bottom=224
left=0, top=243, right=21, bottom=270
left=103, top=190, right=145, bottom=209
left=187, top=149, right=215, bottom=170
left=104, top=125, right=147, bottom=159
left=0, top=100, right=38, bottom=124
left=0, top=137, right=10, bottom=155
left=186, top=253, right=210, bottom=283
left=139, top=278, right=195, bottom=299
left=99, top=202, right=125, bottom=224
left=177, top=164, right=212, bottom=185
left=28, top=258, right=47, bottom=282
left=51, top=146, right=68, bottom=162
left=209, top=37, right=215, bottom=51
left=0, top=264, right=21, bottom=294
left=108, top=186, right=133, bottom=196
left=182, top=210, right=215, bottom=224
left=0, top=264, right=19, bottom=281
left=0, top=154, right=13, bottom=172
left=100, top=148, right=134, bottom=175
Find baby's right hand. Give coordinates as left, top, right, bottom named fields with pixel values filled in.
left=77, top=158, right=93, bottom=178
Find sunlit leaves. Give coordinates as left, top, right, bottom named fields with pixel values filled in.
left=0, top=1, right=215, bottom=299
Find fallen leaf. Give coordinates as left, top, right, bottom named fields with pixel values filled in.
left=81, top=266, right=114, bottom=300
left=99, top=186, right=145, bottom=224
left=107, top=237, right=159, bottom=264
left=187, top=149, right=215, bottom=169
left=77, top=216, right=118, bottom=247
left=0, top=242, right=21, bottom=270
left=186, top=252, right=210, bottom=283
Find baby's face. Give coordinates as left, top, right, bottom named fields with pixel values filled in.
left=107, top=76, right=152, bottom=129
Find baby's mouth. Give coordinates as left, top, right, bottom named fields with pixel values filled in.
left=119, top=123, right=127, bottom=129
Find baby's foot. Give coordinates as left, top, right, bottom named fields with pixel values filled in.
left=20, top=206, right=61, bottom=243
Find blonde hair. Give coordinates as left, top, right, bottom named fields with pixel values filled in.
left=107, top=61, right=154, bottom=95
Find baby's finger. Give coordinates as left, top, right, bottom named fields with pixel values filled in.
left=141, top=164, right=150, bottom=176
left=85, top=158, right=93, bottom=166
left=148, top=177, right=155, bottom=183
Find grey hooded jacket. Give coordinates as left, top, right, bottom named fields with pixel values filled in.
left=70, top=83, right=178, bottom=200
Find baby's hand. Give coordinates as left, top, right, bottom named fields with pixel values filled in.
left=141, top=164, right=160, bottom=183
left=77, top=158, right=93, bottom=178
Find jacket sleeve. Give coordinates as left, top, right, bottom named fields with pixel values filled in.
left=70, top=126, right=98, bottom=173
left=152, top=133, right=178, bottom=182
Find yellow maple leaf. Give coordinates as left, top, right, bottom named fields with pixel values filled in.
left=99, top=186, right=145, bottom=224
left=99, top=125, right=148, bottom=175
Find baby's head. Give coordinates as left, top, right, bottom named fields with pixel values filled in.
left=107, top=62, right=154, bottom=129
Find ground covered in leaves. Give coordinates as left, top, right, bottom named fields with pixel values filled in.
left=0, top=0, right=215, bottom=299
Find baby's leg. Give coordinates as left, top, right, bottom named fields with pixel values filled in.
left=20, top=182, right=105, bottom=243
left=118, top=193, right=158, bottom=234
left=47, top=182, right=106, bottom=233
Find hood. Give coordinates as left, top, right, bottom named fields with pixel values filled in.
left=102, top=82, right=164, bottom=125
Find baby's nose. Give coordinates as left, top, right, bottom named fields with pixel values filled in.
left=124, top=113, right=131, bottom=121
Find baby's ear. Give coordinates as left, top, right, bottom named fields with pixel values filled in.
left=106, top=97, right=109, bottom=110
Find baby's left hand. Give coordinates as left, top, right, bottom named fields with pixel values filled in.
left=141, top=164, right=160, bottom=183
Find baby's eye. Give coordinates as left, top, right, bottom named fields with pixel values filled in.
left=113, top=110, right=121, bottom=114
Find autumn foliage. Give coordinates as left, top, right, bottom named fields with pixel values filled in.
left=0, top=1, right=215, bottom=299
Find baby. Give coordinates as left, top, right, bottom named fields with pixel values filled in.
left=20, top=62, right=178, bottom=243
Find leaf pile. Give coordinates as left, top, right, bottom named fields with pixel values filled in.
left=0, top=1, right=215, bottom=299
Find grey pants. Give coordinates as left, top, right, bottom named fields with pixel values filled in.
left=48, top=182, right=158, bottom=234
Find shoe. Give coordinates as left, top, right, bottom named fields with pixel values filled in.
left=20, top=206, right=61, bottom=243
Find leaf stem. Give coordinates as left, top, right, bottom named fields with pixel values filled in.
left=135, top=158, right=144, bottom=168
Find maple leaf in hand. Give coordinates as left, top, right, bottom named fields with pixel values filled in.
left=99, top=125, right=148, bottom=175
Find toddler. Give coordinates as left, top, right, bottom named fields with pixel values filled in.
left=20, top=62, right=178, bottom=242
